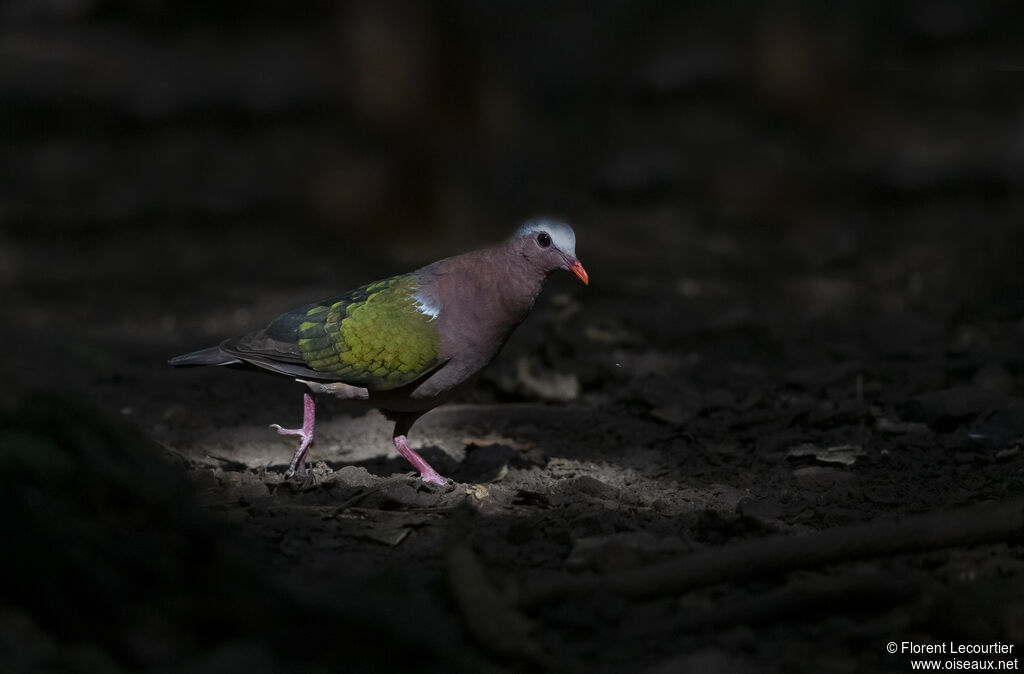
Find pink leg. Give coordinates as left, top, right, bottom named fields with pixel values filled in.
left=393, top=434, right=449, bottom=485
left=270, top=392, right=315, bottom=477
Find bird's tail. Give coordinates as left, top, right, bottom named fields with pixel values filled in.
left=168, top=346, right=241, bottom=367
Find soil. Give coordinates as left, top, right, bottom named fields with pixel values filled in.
left=3, top=3, right=1024, bottom=673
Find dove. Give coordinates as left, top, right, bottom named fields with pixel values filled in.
left=170, top=218, right=588, bottom=485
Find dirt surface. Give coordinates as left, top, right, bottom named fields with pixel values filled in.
left=3, top=2, right=1024, bottom=672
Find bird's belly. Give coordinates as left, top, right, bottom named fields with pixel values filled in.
left=367, top=359, right=484, bottom=412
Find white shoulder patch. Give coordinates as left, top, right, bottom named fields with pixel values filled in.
left=413, top=288, right=440, bottom=320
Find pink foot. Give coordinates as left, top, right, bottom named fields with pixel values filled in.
left=393, top=434, right=450, bottom=485
left=270, top=392, right=315, bottom=477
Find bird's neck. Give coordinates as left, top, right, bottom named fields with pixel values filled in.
left=432, top=245, right=548, bottom=349
left=490, top=243, right=549, bottom=319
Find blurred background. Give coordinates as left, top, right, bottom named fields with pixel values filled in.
left=3, top=1, right=1024, bottom=671
left=3, top=0, right=1023, bottom=362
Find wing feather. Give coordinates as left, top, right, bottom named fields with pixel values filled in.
left=219, top=275, right=442, bottom=389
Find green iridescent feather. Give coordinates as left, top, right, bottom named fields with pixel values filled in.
left=293, top=275, right=440, bottom=389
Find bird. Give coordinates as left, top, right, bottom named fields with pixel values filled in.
left=169, top=218, right=588, bottom=485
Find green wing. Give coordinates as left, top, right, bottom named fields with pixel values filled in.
left=277, top=274, right=441, bottom=390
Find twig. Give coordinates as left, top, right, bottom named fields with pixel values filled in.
left=669, top=569, right=920, bottom=632
left=519, top=496, right=1024, bottom=606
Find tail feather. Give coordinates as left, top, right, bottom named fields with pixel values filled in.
left=168, top=346, right=241, bottom=367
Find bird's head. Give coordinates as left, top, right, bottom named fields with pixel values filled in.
left=510, top=218, right=589, bottom=285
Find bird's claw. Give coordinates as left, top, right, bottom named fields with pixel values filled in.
left=270, top=423, right=309, bottom=438
left=420, top=472, right=452, bottom=487
left=270, top=394, right=315, bottom=479
left=414, top=472, right=456, bottom=492
left=287, top=470, right=317, bottom=489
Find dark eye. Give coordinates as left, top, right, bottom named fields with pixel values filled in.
left=537, top=232, right=551, bottom=248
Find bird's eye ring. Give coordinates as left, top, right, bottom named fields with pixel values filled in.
left=537, top=232, right=551, bottom=248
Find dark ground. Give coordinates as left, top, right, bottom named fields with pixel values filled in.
left=3, top=2, right=1024, bottom=672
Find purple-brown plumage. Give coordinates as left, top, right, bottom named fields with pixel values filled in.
left=170, top=218, right=587, bottom=484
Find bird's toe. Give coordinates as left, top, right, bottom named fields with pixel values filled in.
left=419, top=473, right=456, bottom=491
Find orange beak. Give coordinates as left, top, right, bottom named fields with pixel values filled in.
left=568, top=258, right=589, bottom=285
